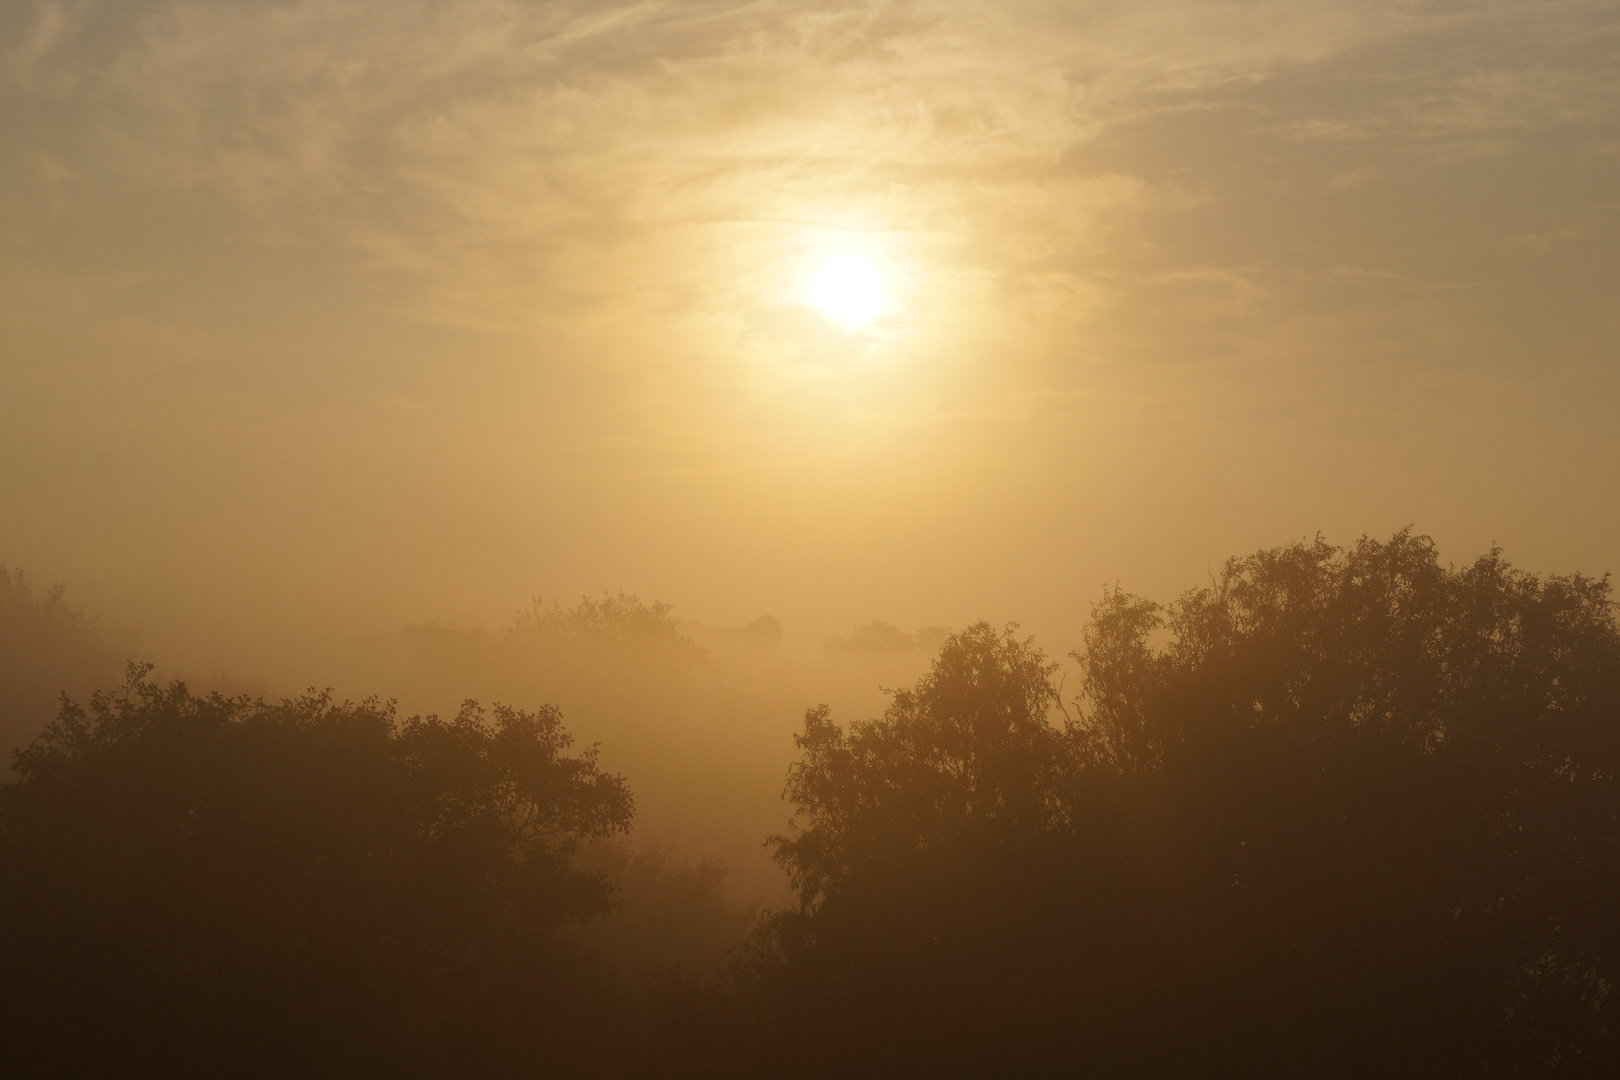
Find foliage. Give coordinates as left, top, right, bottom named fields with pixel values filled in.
left=746, top=531, right=1620, bottom=1078
left=572, top=838, right=757, bottom=982
left=0, top=566, right=123, bottom=767
left=400, top=591, right=709, bottom=703
left=823, top=619, right=952, bottom=655
left=774, top=622, right=1059, bottom=905
left=514, top=592, right=699, bottom=652
left=6, top=532, right=1620, bottom=1077
left=0, top=665, right=634, bottom=1076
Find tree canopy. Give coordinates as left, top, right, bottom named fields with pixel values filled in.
left=3, top=531, right=1617, bottom=1077
left=774, top=621, right=1060, bottom=906
left=0, top=665, right=634, bottom=1076
left=747, top=531, right=1620, bottom=1078
left=0, top=566, right=122, bottom=769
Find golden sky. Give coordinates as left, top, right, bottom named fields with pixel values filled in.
left=3, top=0, right=1618, bottom=677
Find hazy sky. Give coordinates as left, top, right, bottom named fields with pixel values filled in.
left=3, top=0, right=1618, bottom=680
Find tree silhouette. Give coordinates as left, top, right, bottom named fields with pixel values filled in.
left=1068, top=530, right=1620, bottom=1074
left=0, top=665, right=635, bottom=1076
left=4, top=533, right=1616, bottom=1077
left=744, top=531, right=1620, bottom=1078
left=773, top=621, right=1060, bottom=906
left=0, top=566, right=123, bottom=769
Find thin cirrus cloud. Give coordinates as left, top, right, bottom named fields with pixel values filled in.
left=14, top=0, right=1608, bottom=332
left=1, top=0, right=1617, bottom=669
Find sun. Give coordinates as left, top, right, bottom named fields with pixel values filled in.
left=805, top=255, right=885, bottom=331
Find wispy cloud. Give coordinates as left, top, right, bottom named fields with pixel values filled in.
left=5, top=0, right=91, bottom=92
left=3, top=1, right=1617, bottom=417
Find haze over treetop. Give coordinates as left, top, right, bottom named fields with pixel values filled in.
left=2, top=1, right=1615, bottom=671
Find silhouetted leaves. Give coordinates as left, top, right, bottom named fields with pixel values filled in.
left=746, top=532, right=1620, bottom=1078
left=774, top=622, right=1059, bottom=905
left=0, top=666, right=634, bottom=1076
left=0, top=566, right=125, bottom=769
left=4, top=532, right=1617, bottom=1077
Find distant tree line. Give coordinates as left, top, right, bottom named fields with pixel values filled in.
left=824, top=618, right=951, bottom=655
left=401, top=591, right=710, bottom=692
left=2, top=531, right=1617, bottom=1076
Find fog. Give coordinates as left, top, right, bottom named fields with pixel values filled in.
left=4, top=3, right=1620, bottom=1073
left=4, top=2, right=1617, bottom=674
left=6, top=0, right=1618, bottom=883
left=2, top=564, right=971, bottom=897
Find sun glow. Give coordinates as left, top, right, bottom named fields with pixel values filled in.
left=806, top=255, right=885, bottom=330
